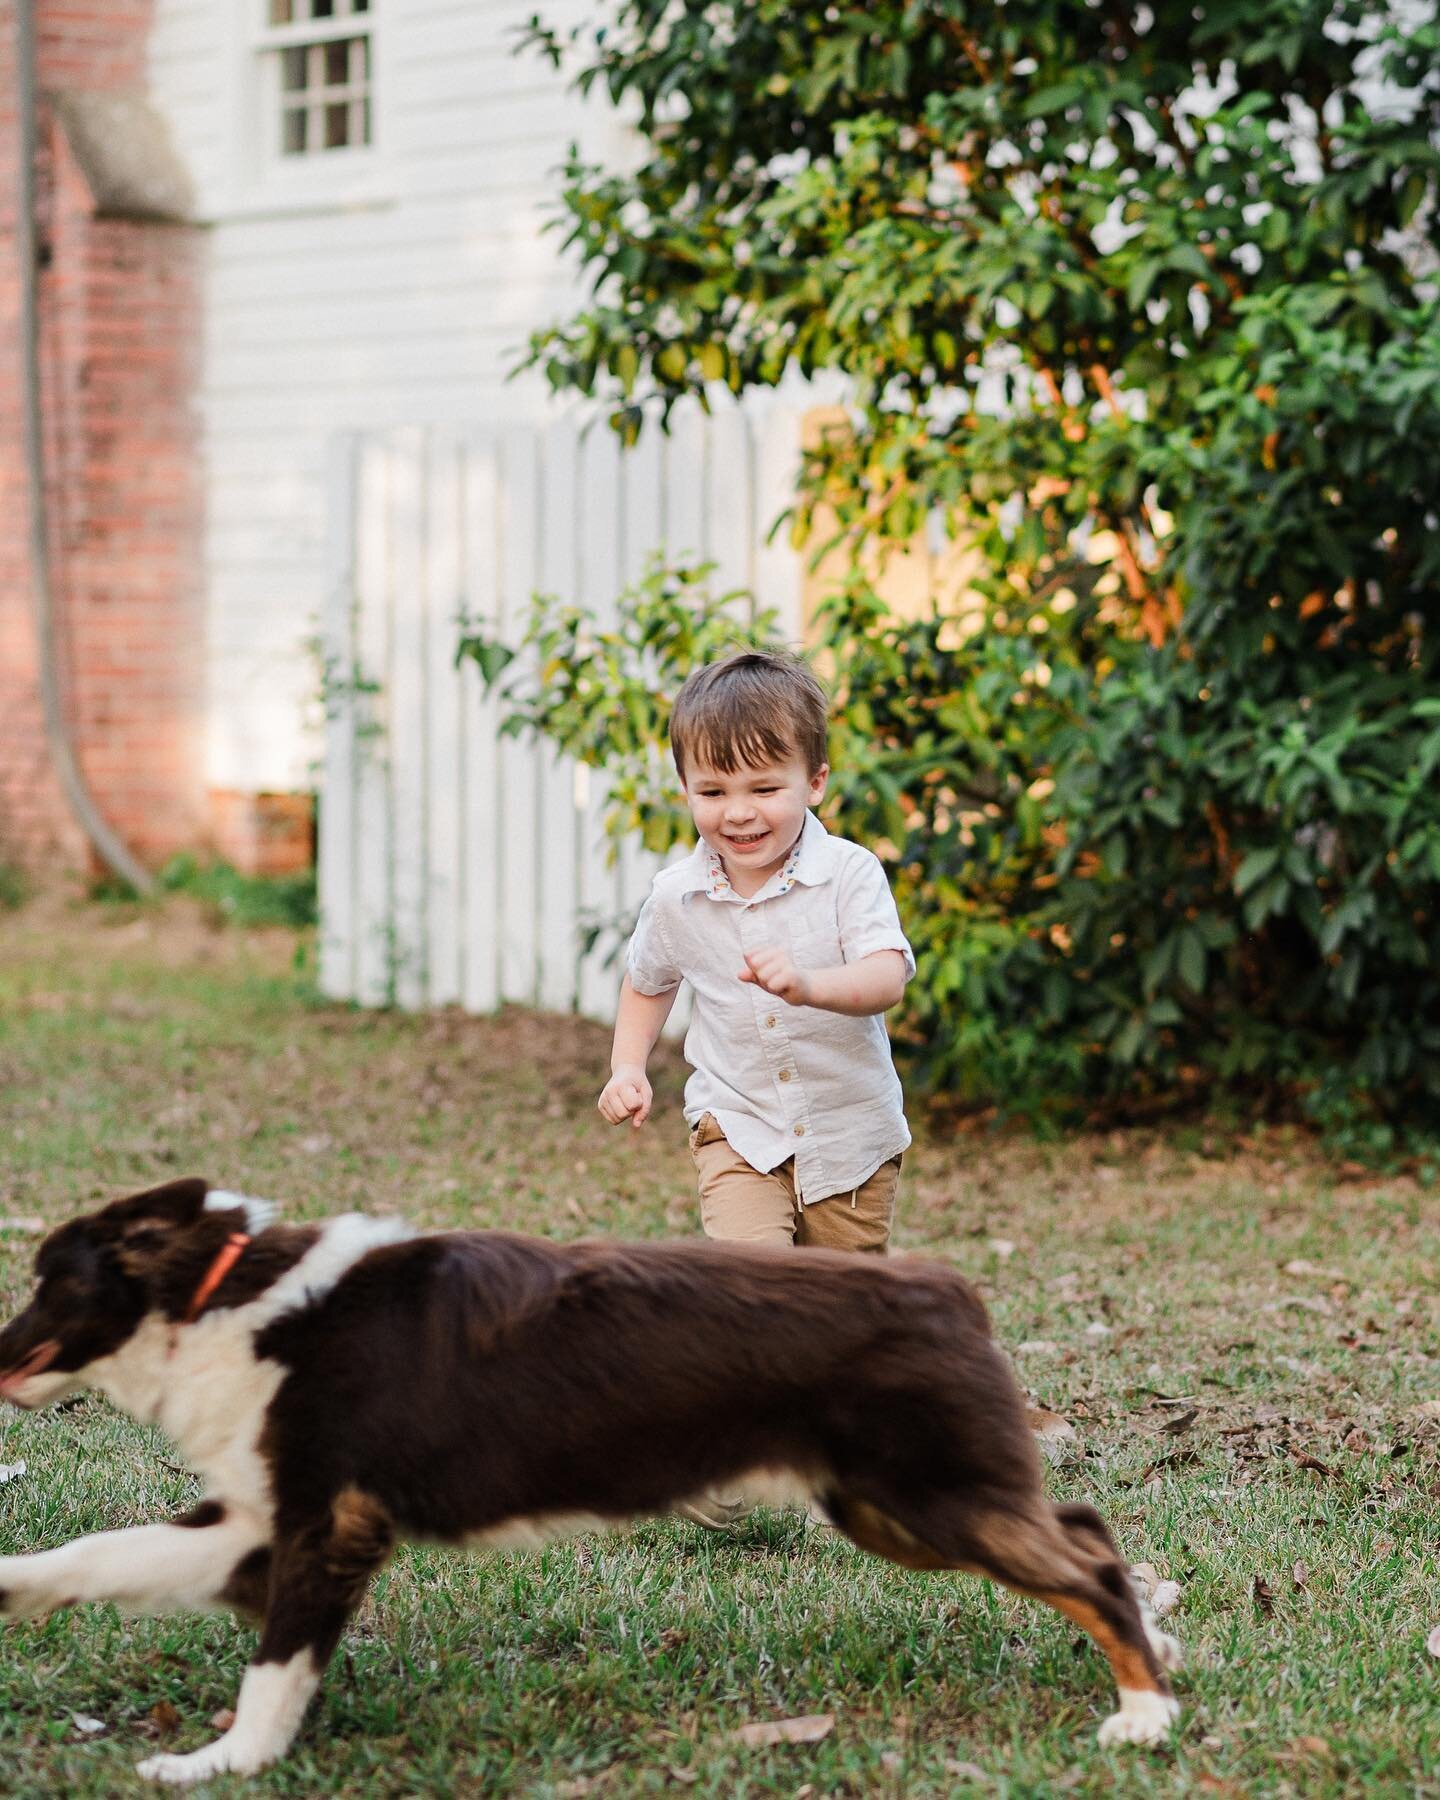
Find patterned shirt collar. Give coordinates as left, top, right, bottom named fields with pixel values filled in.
left=680, top=810, right=838, bottom=904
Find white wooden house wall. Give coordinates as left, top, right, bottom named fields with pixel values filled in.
left=145, top=0, right=623, bottom=797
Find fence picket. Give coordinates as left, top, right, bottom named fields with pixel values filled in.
left=460, top=435, right=502, bottom=1013
left=318, top=433, right=358, bottom=1000
left=425, top=430, right=465, bottom=1007
left=496, top=425, right=542, bottom=1006
left=536, top=416, right=581, bottom=1014
left=389, top=428, right=429, bottom=1009
left=353, top=437, right=394, bottom=1007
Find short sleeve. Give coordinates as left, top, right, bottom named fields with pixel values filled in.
left=626, top=889, right=683, bottom=995
left=836, top=851, right=915, bottom=979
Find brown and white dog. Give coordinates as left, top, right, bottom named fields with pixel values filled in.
left=0, top=1179, right=1181, bottom=1783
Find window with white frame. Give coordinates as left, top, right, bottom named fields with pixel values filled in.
left=261, top=0, right=372, bottom=158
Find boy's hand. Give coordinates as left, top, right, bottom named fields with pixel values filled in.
left=598, top=1063, right=653, bottom=1128
left=739, top=947, right=813, bottom=1008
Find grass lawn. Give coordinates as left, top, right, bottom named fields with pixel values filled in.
left=1, top=895, right=1438, bottom=1798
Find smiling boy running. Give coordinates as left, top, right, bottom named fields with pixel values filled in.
left=597, top=650, right=914, bottom=1255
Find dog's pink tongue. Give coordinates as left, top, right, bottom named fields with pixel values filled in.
left=0, top=1338, right=60, bottom=1396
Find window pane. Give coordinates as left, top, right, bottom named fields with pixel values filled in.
left=281, top=106, right=307, bottom=155
left=353, top=0, right=370, bottom=11
left=324, top=40, right=348, bottom=85
left=324, top=102, right=350, bottom=148
left=282, top=46, right=307, bottom=92
left=313, top=0, right=334, bottom=16
left=268, top=0, right=293, bottom=23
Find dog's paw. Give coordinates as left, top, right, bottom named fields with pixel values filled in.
left=1096, top=1689, right=1180, bottom=1748
left=137, top=1740, right=259, bottom=1785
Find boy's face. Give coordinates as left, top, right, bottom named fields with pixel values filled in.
left=681, top=752, right=828, bottom=889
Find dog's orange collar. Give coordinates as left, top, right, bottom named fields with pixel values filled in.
left=184, top=1231, right=251, bottom=1323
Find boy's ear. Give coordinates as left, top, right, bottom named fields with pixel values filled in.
left=808, top=762, right=830, bottom=803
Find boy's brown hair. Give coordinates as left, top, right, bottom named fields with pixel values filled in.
left=669, top=650, right=829, bottom=782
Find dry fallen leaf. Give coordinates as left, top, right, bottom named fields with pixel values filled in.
left=1274, top=1735, right=1331, bottom=1764
left=1426, top=1625, right=1440, bottom=1657
left=1292, top=1561, right=1310, bottom=1590
left=210, top=1708, right=237, bottom=1732
left=1131, top=1562, right=1162, bottom=1597
left=1151, top=1580, right=1182, bottom=1619
left=1252, top=1575, right=1276, bottom=1617
left=729, top=1713, right=835, bottom=1749
left=1028, top=1408, right=1079, bottom=1462
left=987, top=1238, right=1017, bottom=1261
left=0, top=1460, right=27, bottom=1485
left=0, top=1216, right=44, bottom=1235
left=1129, top=1563, right=1181, bottom=1618
left=71, top=1714, right=107, bottom=1736
left=136, top=1700, right=182, bottom=1741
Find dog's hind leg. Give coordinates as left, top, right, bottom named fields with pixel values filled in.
left=1054, top=1501, right=1182, bottom=1676
left=136, top=1486, right=394, bottom=1787
left=0, top=1500, right=267, bottom=1622
left=825, top=1488, right=1179, bottom=1747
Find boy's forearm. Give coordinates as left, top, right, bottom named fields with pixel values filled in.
left=611, top=973, right=679, bottom=1069
left=802, top=950, right=908, bottom=1017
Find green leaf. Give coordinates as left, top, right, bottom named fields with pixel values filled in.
left=1234, top=847, right=1280, bottom=895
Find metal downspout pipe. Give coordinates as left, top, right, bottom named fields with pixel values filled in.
left=14, top=0, right=154, bottom=894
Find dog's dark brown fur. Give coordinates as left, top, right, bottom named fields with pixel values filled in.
left=0, top=1181, right=1179, bottom=1782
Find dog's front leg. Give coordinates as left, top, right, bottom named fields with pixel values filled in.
left=0, top=1501, right=266, bottom=1621
left=137, top=1489, right=394, bottom=1786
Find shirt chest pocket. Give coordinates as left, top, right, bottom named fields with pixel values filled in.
left=787, top=925, right=841, bottom=970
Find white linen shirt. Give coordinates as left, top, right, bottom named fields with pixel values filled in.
left=626, top=811, right=914, bottom=1204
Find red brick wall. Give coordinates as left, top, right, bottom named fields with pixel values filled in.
left=0, top=0, right=204, bottom=877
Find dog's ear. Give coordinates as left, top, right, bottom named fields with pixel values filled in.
left=100, top=1178, right=213, bottom=1246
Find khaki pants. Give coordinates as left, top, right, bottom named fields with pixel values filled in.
left=688, top=1113, right=900, bottom=1255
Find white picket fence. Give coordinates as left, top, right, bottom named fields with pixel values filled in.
left=317, top=404, right=805, bottom=1016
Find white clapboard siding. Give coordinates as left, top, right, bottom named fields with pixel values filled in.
left=320, top=402, right=805, bottom=1018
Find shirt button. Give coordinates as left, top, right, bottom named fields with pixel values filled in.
left=793, top=1124, right=805, bottom=1137
left=765, top=1016, right=777, bottom=1028
left=778, top=1069, right=792, bottom=1082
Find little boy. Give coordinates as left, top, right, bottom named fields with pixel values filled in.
left=597, top=649, right=913, bottom=1254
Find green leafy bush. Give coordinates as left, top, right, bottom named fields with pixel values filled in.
left=492, top=2, right=1440, bottom=1152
